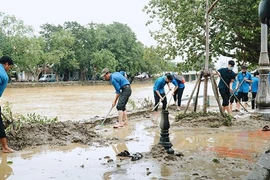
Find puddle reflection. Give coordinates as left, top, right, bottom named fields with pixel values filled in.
left=0, top=153, right=13, bottom=180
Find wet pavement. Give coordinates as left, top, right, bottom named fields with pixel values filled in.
left=1, top=114, right=269, bottom=179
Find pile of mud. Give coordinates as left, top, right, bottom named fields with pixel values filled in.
left=7, top=121, right=100, bottom=150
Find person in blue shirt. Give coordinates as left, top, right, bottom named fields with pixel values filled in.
left=119, top=71, right=134, bottom=84
left=119, top=71, right=127, bottom=78
left=215, top=60, right=236, bottom=115
left=230, top=76, right=238, bottom=112
left=101, top=68, right=132, bottom=128
left=153, top=73, right=173, bottom=116
left=236, top=65, right=252, bottom=111
left=172, top=73, right=185, bottom=111
left=0, top=56, right=15, bottom=153
left=251, top=71, right=259, bottom=109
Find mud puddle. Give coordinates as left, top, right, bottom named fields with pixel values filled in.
left=1, top=112, right=270, bottom=179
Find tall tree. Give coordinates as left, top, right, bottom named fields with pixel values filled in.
left=144, top=0, right=264, bottom=70
left=63, top=21, right=90, bottom=80
left=100, top=22, right=145, bottom=75
left=40, top=24, right=77, bottom=80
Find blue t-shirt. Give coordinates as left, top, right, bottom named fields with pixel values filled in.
left=172, top=78, right=185, bottom=89
left=237, top=72, right=252, bottom=93
left=110, top=72, right=130, bottom=94
left=0, top=64, right=8, bottom=97
left=231, top=80, right=238, bottom=95
left=119, top=71, right=126, bottom=76
left=251, top=76, right=259, bottom=93
left=153, top=76, right=167, bottom=94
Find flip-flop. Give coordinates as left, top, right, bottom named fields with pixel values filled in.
left=131, top=152, right=143, bottom=161
left=262, top=125, right=270, bottom=131
left=117, top=150, right=132, bottom=157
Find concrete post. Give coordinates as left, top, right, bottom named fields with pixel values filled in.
left=256, top=23, right=270, bottom=119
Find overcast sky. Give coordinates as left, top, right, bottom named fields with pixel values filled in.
left=1, top=0, right=158, bottom=46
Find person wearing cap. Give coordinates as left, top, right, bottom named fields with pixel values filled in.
left=0, top=56, right=15, bottom=153
left=251, top=71, right=259, bottom=109
left=152, top=73, right=173, bottom=119
left=171, top=72, right=185, bottom=111
left=215, top=60, right=236, bottom=115
left=236, top=65, right=252, bottom=111
left=101, top=68, right=132, bottom=128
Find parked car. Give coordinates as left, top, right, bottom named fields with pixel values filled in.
left=134, top=72, right=149, bottom=79
left=39, top=74, right=56, bottom=82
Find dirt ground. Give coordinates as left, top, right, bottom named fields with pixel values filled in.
left=4, top=106, right=270, bottom=179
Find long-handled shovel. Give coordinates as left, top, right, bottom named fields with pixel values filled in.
left=229, top=78, right=245, bottom=99
left=166, top=94, right=173, bottom=110
left=95, top=106, right=114, bottom=130
left=152, top=90, right=171, bottom=111
left=213, top=69, right=248, bottom=112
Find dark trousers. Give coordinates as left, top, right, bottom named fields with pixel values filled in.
left=219, top=88, right=230, bottom=106
left=251, top=92, right=257, bottom=109
left=0, top=107, right=6, bottom=138
left=173, top=87, right=185, bottom=106
left=154, top=91, right=167, bottom=111
left=117, top=87, right=132, bottom=111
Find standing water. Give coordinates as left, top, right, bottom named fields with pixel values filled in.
left=1, top=82, right=213, bottom=121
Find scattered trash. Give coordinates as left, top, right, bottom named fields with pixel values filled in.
left=131, top=152, right=143, bottom=161
left=107, top=159, right=113, bottom=163
left=262, top=125, right=270, bottom=131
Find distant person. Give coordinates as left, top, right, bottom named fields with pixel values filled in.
left=101, top=68, right=132, bottom=128
left=0, top=56, right=15, bottom=153
left=236, top=65, right=252, bottom=111
left=119, top=71, right=127, bottom=78
left=119, top=70, right=134, bottom=84
left=214, top=60, right=236, bottom=115
left=251, top=71, right=259, bottom=109
left=172, top=72, right=185, bottom=111
left=153, top=73, right=173, bottom=119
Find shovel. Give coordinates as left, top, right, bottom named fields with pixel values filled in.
left=95, top=106, right=114, bottom=130
left=152, top=90, right=171, bottom=111
left=166, top=94, right=173, bottom=110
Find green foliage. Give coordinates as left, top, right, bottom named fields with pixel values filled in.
left=0, top=12, right=172, bottom=80
left=20, top=113, right=58, bottom=124
left=2, top=102, right=58, bottom=125
left=91, top=49, right=117, bottom=73
left=212, top=159, right=220, bottom=163
left=144, top=0, right=265, bottom=68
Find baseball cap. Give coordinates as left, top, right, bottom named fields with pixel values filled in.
left=101, top=68, right=110, bottom=77
left=241, top=65, right=247, bottom=69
